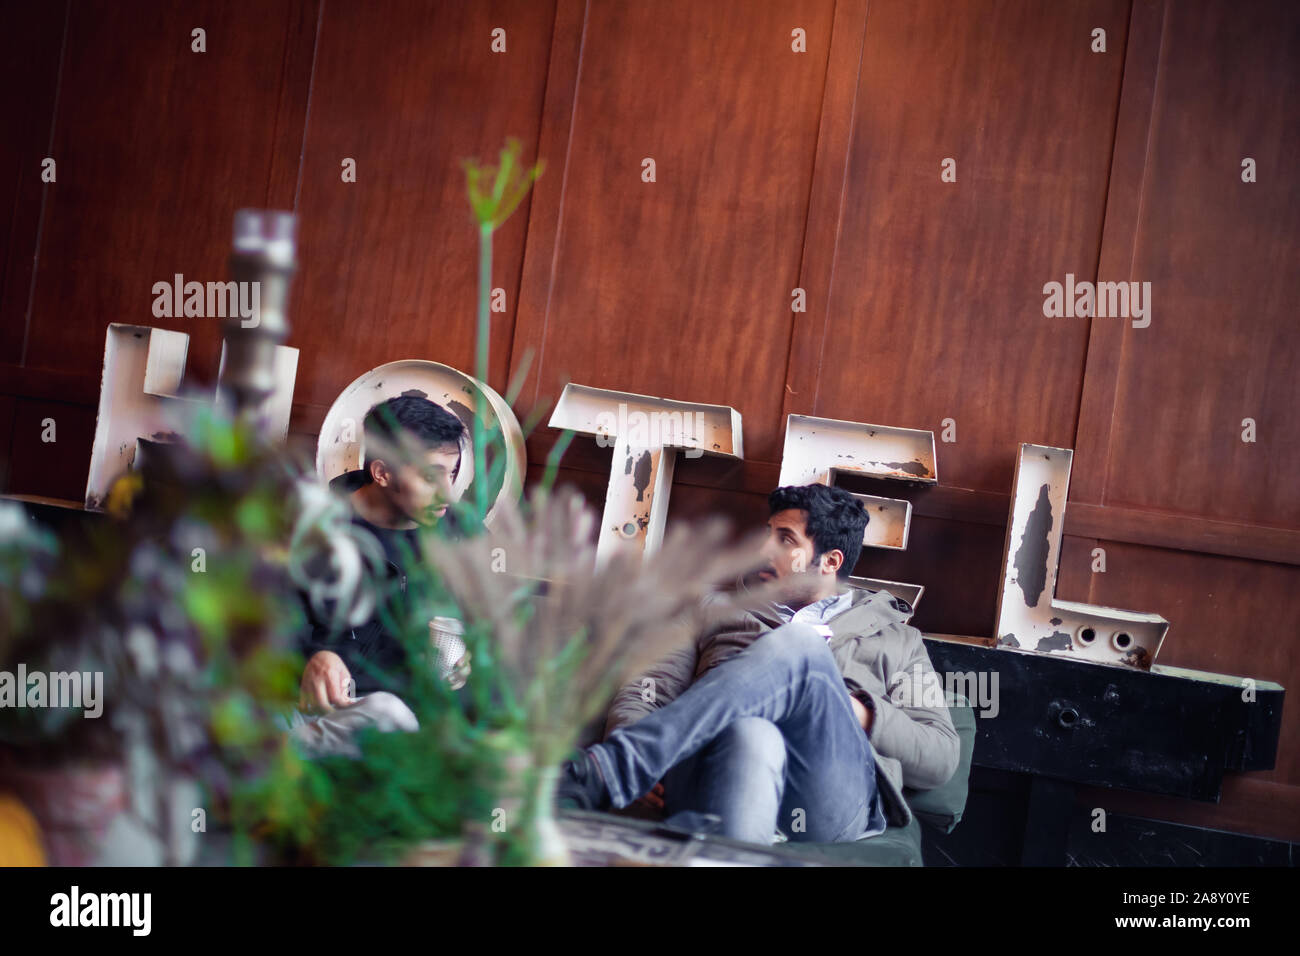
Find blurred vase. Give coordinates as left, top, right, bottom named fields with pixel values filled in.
left=402, top=838, right=466, bottom=867
left=523, top=764, right=570, bottom=867
left=498, top=751, right=569, bottom=866
left=3, top=762, right=126, bottom=866
left=0, top=793, right=47, bottom=865
left=456, top=742, right=570, bottom=866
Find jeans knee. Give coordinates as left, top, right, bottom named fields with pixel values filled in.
left=357, top=692, right=419, bottom=732
left=759, top=622, right=829, bottom=661
left=713, top=717, right=786, bottom=774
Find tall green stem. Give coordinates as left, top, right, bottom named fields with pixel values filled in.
left=474, top=223, right=492, bottom=520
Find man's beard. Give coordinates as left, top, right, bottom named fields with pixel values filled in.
left=742, top=566, right=819, bottom=607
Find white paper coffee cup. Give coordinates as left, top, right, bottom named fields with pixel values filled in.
left=429, top=617, right=469, bottom=689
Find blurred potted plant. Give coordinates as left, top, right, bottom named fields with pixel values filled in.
left=0, top=407, right=379, bottom=865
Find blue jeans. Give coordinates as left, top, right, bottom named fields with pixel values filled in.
left=589, top=622, right=888, bottom=845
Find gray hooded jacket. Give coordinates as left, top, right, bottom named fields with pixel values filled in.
left=603, top=586, right=961, bottom=829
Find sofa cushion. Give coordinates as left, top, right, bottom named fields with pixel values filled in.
left=901, top=692, right=976, bottom=833
left=771, top=814, right=923, bottom=866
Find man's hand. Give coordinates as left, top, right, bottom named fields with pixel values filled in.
left=631, top=781, right=665, bottom=813
left=447, top=650, right=471, bottom=691
left=300, top=651, right=354, bottom=713
left=850, top=694, right=873, bottom=735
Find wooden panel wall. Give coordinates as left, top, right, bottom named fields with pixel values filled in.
left=809, top=0, right=1127, bottom=492
left=0, top=0, right=64, bottom=366
left=1103, top=0, right=1300, bottom=526
left=1, top=0, right=1296, bottom=840
left=511, top=0, right=836, bottom=462
left=292, top=0, right=554, bottom=410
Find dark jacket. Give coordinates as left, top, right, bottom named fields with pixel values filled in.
left=296, top=470, right=464, bottom=696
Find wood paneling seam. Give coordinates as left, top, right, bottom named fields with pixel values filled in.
left=1099, top=0, right=1168, bottom=507
left=18, top=0, right=71, bottom=368
left=526, top=0, right=589, bottom=410
left=291, top=0, right=325, bottom=212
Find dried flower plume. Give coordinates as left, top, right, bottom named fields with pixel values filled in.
left=423, top=486, right=766, bottom=765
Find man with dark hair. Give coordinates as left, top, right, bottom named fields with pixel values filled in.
left=557, top=483, right=960, bottom=846
left=347, top=394, right=468, bottom=531
left=290, top=395, right=469, bottom=755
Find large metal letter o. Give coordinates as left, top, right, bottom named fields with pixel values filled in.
left=315, top=360, right=525, bottom=529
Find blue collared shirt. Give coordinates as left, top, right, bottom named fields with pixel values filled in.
left=770, top=588, right=854, bottom=639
